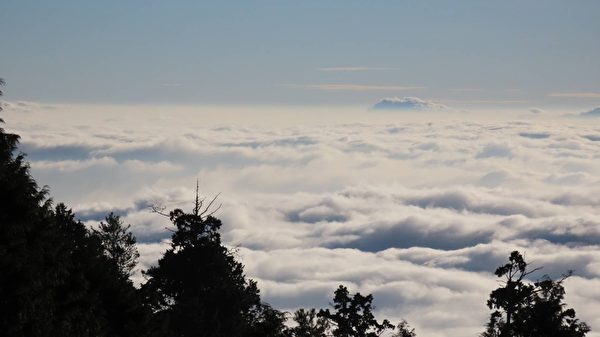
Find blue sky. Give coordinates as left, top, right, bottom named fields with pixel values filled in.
left=1, top=0, right=599, bottom=107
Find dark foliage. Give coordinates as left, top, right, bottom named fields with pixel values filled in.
left=319, top=285, right=395, bottom=337
left=290, top=308, right=330, bottom=337
left=93, top=212, right=140, bottom=278
left=482, top=251, right=590, bottom=337
left=0, top=108, right=150, bottom=336
left=246, top=303, right=290, bottom=337
left=141, top=201, right=282, bottom=337
left=393, top=320, right=417, bottom=337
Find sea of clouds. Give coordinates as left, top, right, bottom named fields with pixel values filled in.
left=4, top=103, right=600, bottom=337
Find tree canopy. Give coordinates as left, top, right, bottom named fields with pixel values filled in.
left=141, top=199, right=277, bottom=337
left=318, top=285, right=395, bottom=337
left=482, top=251, right=590, bottom=337
left=0, top=88, right=150, bottom=336
left=93, top=212, right=140, bottom=278
left=290, top=308, right=330, bottom=337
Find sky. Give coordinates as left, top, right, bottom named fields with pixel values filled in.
left=1, top=0, right=600, bottom=108
left=2, top=1, right=600, bottom=337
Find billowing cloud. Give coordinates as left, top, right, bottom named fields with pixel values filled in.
left=372, top=97, right=449, bottom=111
left=6, top=104, right=600, bottom=337
left=476, top=143, right=512, bottom=158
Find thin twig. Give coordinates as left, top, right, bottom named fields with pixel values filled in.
left=199, top=192, right=221, bottom=216
left=203, top=203, right=222, bottom=219
left=149, top=205, right=170, bottom=217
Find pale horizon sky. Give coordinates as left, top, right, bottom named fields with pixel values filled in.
left=1, top=0, right=599, bottom=109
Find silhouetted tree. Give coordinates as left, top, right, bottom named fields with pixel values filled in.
left=246, top=303, right=290, bottom=337
left=319, top=285, right=394, bottom=337
left=48, top=204, right=151, bottom=337
left=142, top=195, right=265, bottom=337
left=1, top=106, right=55, bottom=336
left=290, top=308, right=330, bottom=337
left=392, top=320, right=416, bottom=337
left=1, top=112, right=150, bottom=337
left=93, top=212, right=140, bottom=278
left=482, top=251, right=590, bottom=337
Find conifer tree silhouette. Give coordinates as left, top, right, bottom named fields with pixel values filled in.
left=93, top=212, right=140, bottom=278
left=1, top=82, right=150, bottom=336
left=142, top=186, right=285, bottom=337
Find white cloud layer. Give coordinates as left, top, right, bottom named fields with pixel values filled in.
left=3, top=105, right=600, bottom=337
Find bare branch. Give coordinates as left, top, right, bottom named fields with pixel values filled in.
left=518, top=266, right=543, bottom=282
left=149, top=204, right=170, bottom=218
left=556, top=270, right=574, bottom=284
left=202, top=203, right=222, bottom=219
left=199, top=192, right=221, bottom=216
